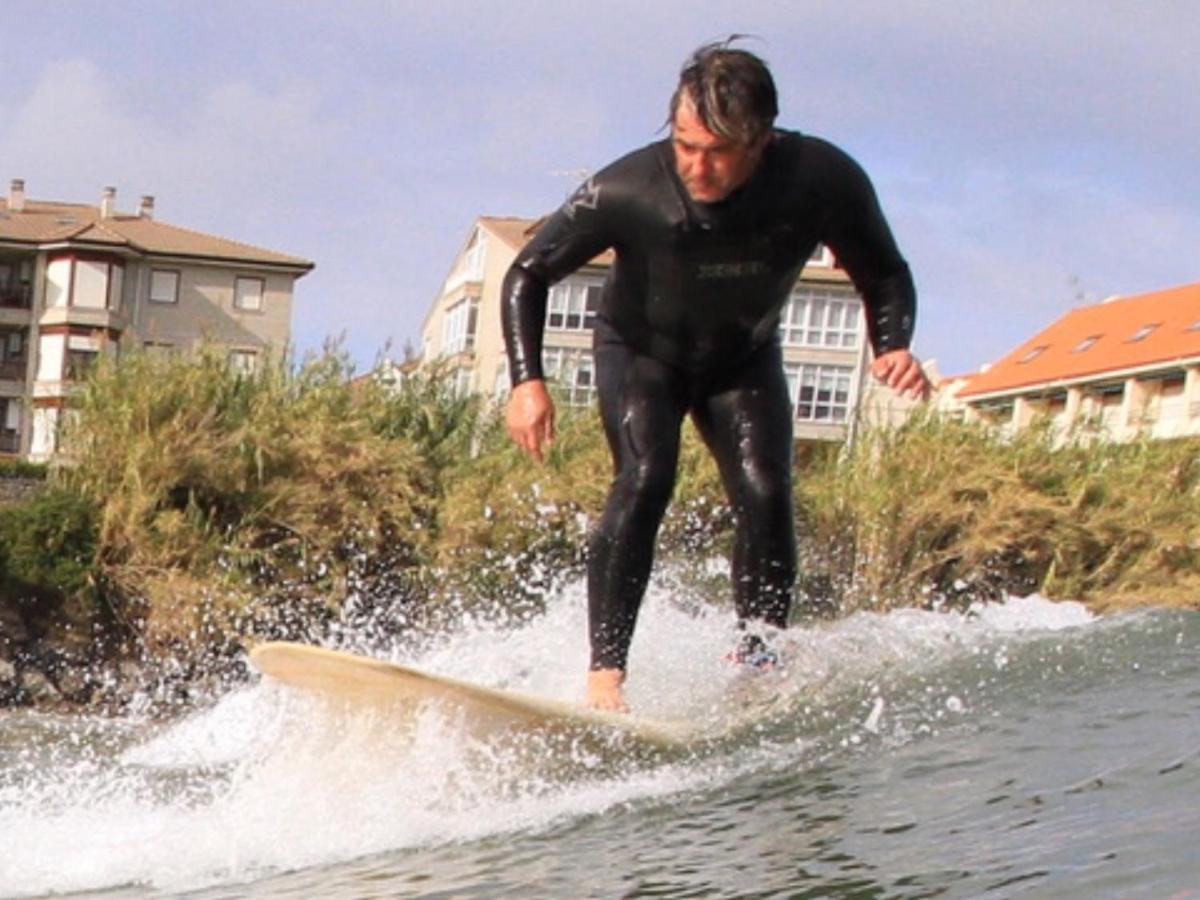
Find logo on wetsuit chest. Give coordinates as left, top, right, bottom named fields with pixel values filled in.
left=696, top=260, right=769, bottom=279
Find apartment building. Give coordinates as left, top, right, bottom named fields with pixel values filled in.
left=956, top=281, right=1200, bottom=442
left=0, top=179, right=313, bottom=460
left=419, top=216, right=905, bottom=444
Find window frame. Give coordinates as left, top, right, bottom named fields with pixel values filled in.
left=149, top=269, right=181, bottom=305
left=233, top=275, right=265, bottom=313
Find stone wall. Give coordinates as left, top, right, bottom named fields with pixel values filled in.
left=0, top=476, right=45, bottom=506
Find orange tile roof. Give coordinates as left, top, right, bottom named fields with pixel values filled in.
left=0, top=197, right=313, bottom=271
left=960, top=282, right=1200, bottom=398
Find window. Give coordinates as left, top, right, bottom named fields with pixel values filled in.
left=780, top=288, right=861, bottom=349
left=44, top=256, right=124, bottom=310
left=1128, top=323, right=1159, bottom=342
left=143, top=341, right=177, bottom=357
left=785, top=363, right=854, bottom=423
left=150, top=270, right=180, bottom=304
left=806, top=244, right=833, bottom=267
left=547, top=279, right=601, bottom=331
left=1072, top=335, right=1101, bottom=353
left=442, top=299, right=478, bottom=355
left=544, top=348, right=596, bottom=407
left=446, top=227, right=487, bottom=291
left=66, top=347, right=99, bottom=379
left=462, top=228, right=485, bottom=281
left=1018, top=345, right=1048, bottom=364
left=228, top=349, right=258, bottom=374
left=45, top=259, right=71, bottom=308
left=0, top=330, right=24, bottom=362
left=73, top=260, right=110, bottom=309
left=234, top=276, right=264, bottom=312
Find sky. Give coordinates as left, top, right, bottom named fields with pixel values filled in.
left=3, top=1, right=1197, bottom=377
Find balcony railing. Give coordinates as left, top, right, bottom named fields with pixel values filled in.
left=0, top=431, right=20, bottom=454
left=0, top=286, right=33, bottom=310
left=0, top=358, right=27, bottom=381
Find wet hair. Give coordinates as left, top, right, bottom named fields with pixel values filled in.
left=668, top=38, right=778, bottom=145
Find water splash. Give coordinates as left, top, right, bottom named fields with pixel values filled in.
left=0, top=581, right=1102, bottom=898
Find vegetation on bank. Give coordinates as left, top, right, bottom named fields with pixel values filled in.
left=1, top=348, right=1197, bottom=704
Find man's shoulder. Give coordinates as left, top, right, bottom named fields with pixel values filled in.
left=771, top=129, right=859, bottom=170
left=593, top=139, right=671, bottom=186
left=558, top=140, right=670, bottom=221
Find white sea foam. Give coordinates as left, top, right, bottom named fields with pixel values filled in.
left=0, top=582, right=1099, bottom=898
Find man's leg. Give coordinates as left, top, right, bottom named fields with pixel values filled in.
left=588, top=330, right=689, bottom=705
left=691, top=344, right=797, bottom=629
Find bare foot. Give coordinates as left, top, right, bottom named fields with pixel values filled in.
left=586, top=668, right=628, bottom=712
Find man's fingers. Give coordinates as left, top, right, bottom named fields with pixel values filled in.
left=506, top=379, right=556, bottom=462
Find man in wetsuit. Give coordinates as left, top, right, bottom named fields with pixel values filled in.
left=502, top=41, right=930, bottom=711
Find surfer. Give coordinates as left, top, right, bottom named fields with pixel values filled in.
left=502, top=39, right=930, bottom=711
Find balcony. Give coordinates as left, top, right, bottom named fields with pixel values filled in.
left=0, top=358, right=27, bottom=386
left=0, top=430, right=20, bottom=454
left=0, top=285, right=32, bottom=309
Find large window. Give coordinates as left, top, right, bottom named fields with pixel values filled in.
left=442, top=299, right=478, bottom=355
left=547, top=279, right=601, bottom=331
left=36, top=330, right=110, bottom=383
left=544, top=348, right=596, bottom=407
left=44, top=255, right=124, bottom=310
left=785, top=363, right=855, bottom=423
left=780, top=287, right=861, bottom=349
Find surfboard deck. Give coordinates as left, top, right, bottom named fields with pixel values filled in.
left=250, top=641, right=692, bottom=750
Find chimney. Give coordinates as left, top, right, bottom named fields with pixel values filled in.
left=100, top=186, right=116, bottom=218
left=8, top=179, right=25, bottom=213
left=138, top=194, right=155, bottom=220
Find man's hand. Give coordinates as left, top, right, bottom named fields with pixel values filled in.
left=871, top=349, right=931, bottom=401
left=506, top=379, right=556, bottom=462
left=586, top=668, right=628, bottom=712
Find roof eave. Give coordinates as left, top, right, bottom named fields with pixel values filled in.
left=961, top=353, right=1200, bottom=402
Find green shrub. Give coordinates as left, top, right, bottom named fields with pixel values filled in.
left=0, top=487, right=97, bottom=599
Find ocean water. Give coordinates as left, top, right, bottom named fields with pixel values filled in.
left=1, top=581, right=1198, bottom=899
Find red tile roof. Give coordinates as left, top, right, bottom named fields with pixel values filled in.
left=959, top=282, right=1200, bottom=399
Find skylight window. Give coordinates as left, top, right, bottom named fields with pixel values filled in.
left=1128, top=323, right=1159, bottom=342
left=1072, top=335, right=1101, bottom=353
left=1018, top=345, right=1047, bottom=364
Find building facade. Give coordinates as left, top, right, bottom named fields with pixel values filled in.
left=955, top=281, right=1200, bottom=442
left=0, top=180, right=313, bottom=460
left=420, top=216, right=908, bottom=444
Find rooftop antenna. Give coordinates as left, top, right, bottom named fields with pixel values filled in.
left=549, top=168, right=592, bottom=197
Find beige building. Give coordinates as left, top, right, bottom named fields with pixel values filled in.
left=0, top=179, right=313, bottom=460
left=954, top=281, right=1200, bottom=443
left=420, top=215, right=907, bottom=445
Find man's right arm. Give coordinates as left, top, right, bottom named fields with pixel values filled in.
left=500, top=179, right=617, bottom=460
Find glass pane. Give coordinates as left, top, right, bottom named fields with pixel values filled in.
left=73, top=260, right=109, bottom=309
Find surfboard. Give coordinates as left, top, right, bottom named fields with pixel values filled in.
left=250, top=641, right=692, bottom=751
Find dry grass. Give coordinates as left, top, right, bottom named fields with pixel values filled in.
left=796, top=413, right=1200, bottom=613
left=60, top=347, right=437, bottom=649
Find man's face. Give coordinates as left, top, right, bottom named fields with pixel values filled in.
left=671, top=96, right=767, bottom=204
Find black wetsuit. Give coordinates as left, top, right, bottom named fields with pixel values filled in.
left=502, top=130, right=915, bottom=671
